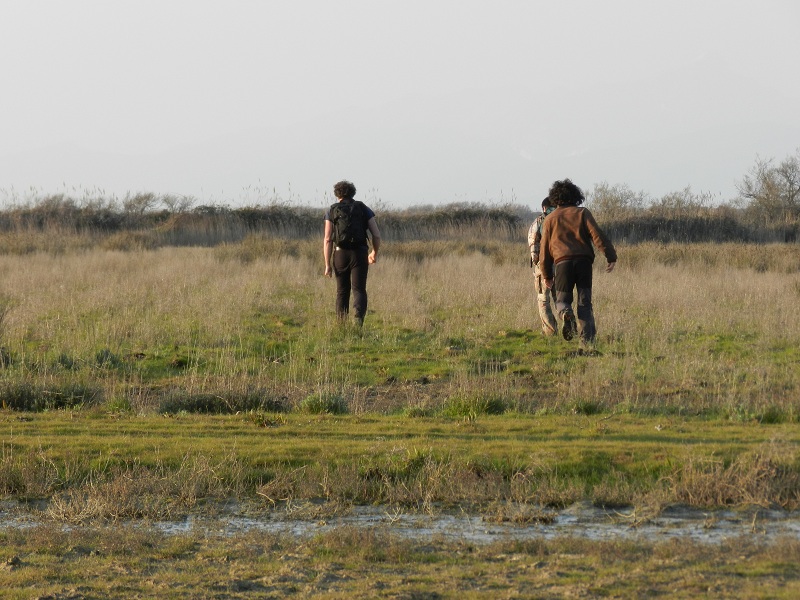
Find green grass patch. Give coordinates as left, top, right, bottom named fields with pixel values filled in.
left=2, top=412, right=799, bottom=511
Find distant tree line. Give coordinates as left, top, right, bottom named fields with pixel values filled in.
left=588, top=147, right=800, bottom=243
left=0, top=149, right=797, bottom=248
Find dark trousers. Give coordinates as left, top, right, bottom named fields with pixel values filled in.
left=554, top=258, right=596, bottom=343
left=333, top=247, right=369, bottom=321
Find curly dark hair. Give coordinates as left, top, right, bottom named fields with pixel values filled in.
left=548, top=179, right=584, bottom=207
left=333, top=180, right=356, bottom=200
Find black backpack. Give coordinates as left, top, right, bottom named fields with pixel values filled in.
left=330, top=200, right=368, bottom=249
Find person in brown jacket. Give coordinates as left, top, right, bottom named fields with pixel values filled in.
left=540, top=179, right=617, bottom=348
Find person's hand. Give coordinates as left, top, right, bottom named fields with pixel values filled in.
left=606, top=262, right=616, bottom=273
left=544, top=278, right=553, bottom=289
left=368, top=251, right=377, bottom=264
left=324, top=265, right=333, bottom=277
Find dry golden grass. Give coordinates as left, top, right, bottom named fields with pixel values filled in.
left=0, top=240, right=797, bottom=418
left=1, top=246, right=318, bottom=354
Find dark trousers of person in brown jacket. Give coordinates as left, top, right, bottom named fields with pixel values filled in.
left=553, top=257, right=595, bottom=343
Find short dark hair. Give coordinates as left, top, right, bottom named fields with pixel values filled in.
left=333, top=180, right=356, bottom=200
left=548, top=179, right=584, bottom=207
left=541, top=196, right=552, bottom=210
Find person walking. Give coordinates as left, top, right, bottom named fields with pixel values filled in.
left=540, top=179, right=616, bottom=349
left=323, top=180, right=381, bottom=326
left=528, top=196, right=558, bottom=336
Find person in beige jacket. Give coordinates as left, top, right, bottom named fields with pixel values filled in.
left=528, top=196, right=558, bottom=336
left=540, top=179, right=617, bottom=348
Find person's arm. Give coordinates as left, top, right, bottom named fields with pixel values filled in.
left=527, top=222, right=538, bottom=267
left=532, top=229, right=543, bottom=267
left=584, top=209, right=617, bottom=267
left=323, top=219, right=334, bottom=277
left=367, top=217, right=381, bottom=264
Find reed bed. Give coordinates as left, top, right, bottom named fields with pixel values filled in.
left=0, top=194, right=796, bottom=256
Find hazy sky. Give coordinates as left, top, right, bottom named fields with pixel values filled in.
left=1, top=0, right=798, bottom=208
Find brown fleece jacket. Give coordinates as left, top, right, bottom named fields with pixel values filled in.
left=539, top=206, right=617, bottom=280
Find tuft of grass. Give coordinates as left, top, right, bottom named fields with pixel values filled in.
left=663, top=444, right=800, bottom=508
left=0, top=382, right=102, bottom=411
left=248, top=411, right=286, bottom=427
left=95, top=348, right=124, bottom=369
left=105, top=396, right=133, bottom=413
left=298, top=392, right=348, bottom=415
left=0, top=346, right=13, bottom=368
left=400, top=404, right=433, bottom=418
left=441, top=393, right=506, bottom=418
left=56, top=352, right=79, bottom=370
left=571, top=399, right=605, bottom=416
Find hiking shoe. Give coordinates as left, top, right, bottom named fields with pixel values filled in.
left=561, top=312, right=577, bottom=341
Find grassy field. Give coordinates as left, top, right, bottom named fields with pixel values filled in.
left=3, top=525, right=800, bottom=598
left=1, top=239, right=799, bottom=597
left=0, top=240, right=798, bottom=417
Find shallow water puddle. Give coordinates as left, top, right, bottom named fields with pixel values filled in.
left=155, top=504, right=800, bottom=544
left=4, top=503, right=799, bottom=544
